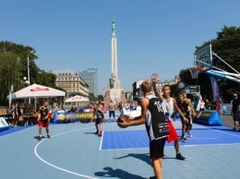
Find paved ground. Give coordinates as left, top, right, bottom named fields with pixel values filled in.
left=0, top=112, right=240, bottom=179
left=221, top=114, right=234, bottom=127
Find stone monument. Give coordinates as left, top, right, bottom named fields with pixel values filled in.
left=104, top=19, right=126, bottom=106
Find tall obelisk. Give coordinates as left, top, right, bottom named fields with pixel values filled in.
left=104, top=19, right=126, bottom=106
left=110, top=19, right=121, bottom=89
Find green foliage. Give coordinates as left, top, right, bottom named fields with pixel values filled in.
left=0, top=53, right=22, bottom=104
left=88, top=93, right=97, bottom=102
left=0, top=41, right=59, bottom=105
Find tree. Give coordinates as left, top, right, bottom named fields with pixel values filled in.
left=211, top=26, right=240, bottom=101
left=88, top=93, right=97, bottom=102
left=0, top=53, right=22, bottom=104
left=0, top=41, right=59, bottom=105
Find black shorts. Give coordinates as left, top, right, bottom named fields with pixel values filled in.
left=233, top=114, right=240, bottom=122
left=149, top=137, right=167, bottom=159
left=95, top=118, right=103, bottom=124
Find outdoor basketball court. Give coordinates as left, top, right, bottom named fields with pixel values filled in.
left=1, top=120, right=240, bottom=179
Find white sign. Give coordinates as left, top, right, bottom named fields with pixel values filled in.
left=0, top=117, right=9, bottom=128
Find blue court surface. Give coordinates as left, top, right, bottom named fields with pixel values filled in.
left=1, top=120, right=240, bottom=179
left=101, top=126, right=240, bottom=150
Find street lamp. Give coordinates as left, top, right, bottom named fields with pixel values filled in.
left=27, top=50, right=35, bottom=85
left=27, top=50, right=35, bottom=104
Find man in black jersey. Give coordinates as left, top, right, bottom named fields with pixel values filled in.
left=178, top=92, right=195, bottom=142
left=119, top=80, right=168, bottom=179
left=37, top=100, right=51, bottom=141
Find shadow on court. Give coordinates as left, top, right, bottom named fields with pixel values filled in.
left=84, top=131, right=97, bottom=135
left=95, top=167, right=146, bottom=179
left=114, top=153, right=152, bottom=166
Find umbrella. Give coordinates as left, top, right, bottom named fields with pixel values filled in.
left=65, top=95, right=89, bottom=103
left=13, top=84, right=65, bottom=111
left=13, top=83, right=65, bottom=99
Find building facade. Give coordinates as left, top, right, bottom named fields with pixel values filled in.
left=55, top=73, right=89, bottom=98
left=79, top=68, right=98, bottom=97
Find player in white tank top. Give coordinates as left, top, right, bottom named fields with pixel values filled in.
left=161, top=98, right=175, bottom=121
left=151, top=73, right=187, bottom=160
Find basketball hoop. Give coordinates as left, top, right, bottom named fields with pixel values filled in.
left=189, top=66, right=204, bottom=79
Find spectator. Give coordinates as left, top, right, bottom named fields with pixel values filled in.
left=216, top=99, right=222, bottom=118
left=118, top=102, right=123, bottom=114
left=199, top=98, right=206, bottom=111
left=108, top=100, right=115, bottom=120
left=231, top=94, right=240, bottom=131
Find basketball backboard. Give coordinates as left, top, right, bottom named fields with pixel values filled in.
left=194, top=44, right=213, bottom=69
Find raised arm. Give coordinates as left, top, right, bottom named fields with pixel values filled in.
left=151, top=73, right=163, bottom=101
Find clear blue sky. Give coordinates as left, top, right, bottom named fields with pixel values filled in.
left=1, top=0, right=240, bottom=93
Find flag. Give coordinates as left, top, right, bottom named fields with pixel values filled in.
left=210, top=77, right=220, bottom=101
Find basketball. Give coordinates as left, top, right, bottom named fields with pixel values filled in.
left=117, top=115, right=130, bottom=128
left=177, top=81, right=185, bottom=90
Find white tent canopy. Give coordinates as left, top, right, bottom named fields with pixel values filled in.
left=65, top=95, right=89, bottom=103
left=13, top=83, right=65, bottom=99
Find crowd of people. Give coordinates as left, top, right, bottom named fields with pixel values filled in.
left=8, top=102, right=37, bottom=127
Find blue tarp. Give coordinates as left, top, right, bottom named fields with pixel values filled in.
left=194, top=110, right=223, bottom=126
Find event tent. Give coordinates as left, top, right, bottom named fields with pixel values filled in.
left=65, top=95, right=89, bottom=103
left=13, top=83, right=65, bottom=99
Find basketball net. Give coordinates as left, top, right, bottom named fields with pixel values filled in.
left=189, top=67, right=204, bottom=79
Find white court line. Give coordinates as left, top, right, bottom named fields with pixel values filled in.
left=184, top=143, right=240, bottom=147
left=211, top=128, right=240, bottom=138
left=34, top=126, right=98, bottom=179
left=99, top=131, right=104, bottom=150
left=188, top=137, right=218, bottom=140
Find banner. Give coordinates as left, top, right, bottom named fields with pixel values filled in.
left=210, top=77, right=220, bottom=101
left=0, top=117, right=10, bottom=131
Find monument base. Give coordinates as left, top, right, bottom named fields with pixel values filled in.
left=104, top=88, right=126, bottom=106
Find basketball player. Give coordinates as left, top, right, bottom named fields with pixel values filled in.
left=119, top=80, right=169, bottom=179
left=178, top=91, right=196, bottom=142
left=37, top=100, right=51, bottom=141
left=151, top=73, right=187, bottom=160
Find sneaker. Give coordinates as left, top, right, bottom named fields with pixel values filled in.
left=176, top=153, right=186, bottom=160
left=98, top=131, right=102, bottom=136
left=47, top=134, right=51, bottom=138
left=182, top=137, right=187, bottom=143
left=95, top=131, right=99, bottom=135
left=37, top=136, right=42, bottom=141
left=187, top=132, right=193, bottom=138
